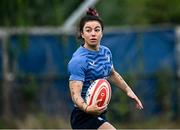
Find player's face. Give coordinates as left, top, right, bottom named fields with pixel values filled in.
left=81, top=21, right=103, bottom=50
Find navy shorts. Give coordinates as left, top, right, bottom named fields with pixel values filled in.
left=70, top=107, right=107, bottom=129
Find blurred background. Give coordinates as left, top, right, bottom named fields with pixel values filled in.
left=0, top=0, right=180, bottom=129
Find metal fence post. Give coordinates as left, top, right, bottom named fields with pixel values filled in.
left=175, top=26, right=180, bottom=120
left=0, top=30, right=11, bottom=122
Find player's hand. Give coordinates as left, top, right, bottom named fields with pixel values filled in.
left=85, top=99, right=107, bottom=115
left=127, top=91, right=143, bottom=110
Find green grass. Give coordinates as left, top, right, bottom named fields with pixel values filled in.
left=1, top=113, right=180, bottom=129
left=113, top=116, right=180, bottom=129
left=1, top=114, right=71, bottom=129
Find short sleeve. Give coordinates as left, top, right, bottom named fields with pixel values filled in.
left=106, top=46, right=114, bottom=71
left=68, top=57, right=86, bottom=81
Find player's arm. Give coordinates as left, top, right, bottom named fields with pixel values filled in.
left=108, top=68, right=143, bottom=109
left=69, top=80, right=88, bottom=112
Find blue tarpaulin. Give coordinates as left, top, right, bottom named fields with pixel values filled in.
left=0, top=27, right=177, bottom=118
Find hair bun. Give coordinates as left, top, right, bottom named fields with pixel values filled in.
left=86, top=8, right=99, bottom=17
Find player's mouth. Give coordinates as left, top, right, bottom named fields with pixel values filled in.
left=90, top=38, right=97, bottom=42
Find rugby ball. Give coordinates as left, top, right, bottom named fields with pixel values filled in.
left=85, top=79, right=111, bottom=107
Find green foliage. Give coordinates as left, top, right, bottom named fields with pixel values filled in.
left=0, top=0, right=180, bottom=26
left=154, top=69, right=175, bottom=116
left=21, top=76, right=39, bottom=102
left=107, top=84, right=131, bottom=123
left=107, top=74, right=139, bottom=123
left=0, top=120, right=5, bottom=128
left=96, top=0, right=180, bottom=26
left=0, top=0, right=81, bottom=26
left=96, top=0, right=126, bottom=25
left=144, top=0, right=180, bottom=24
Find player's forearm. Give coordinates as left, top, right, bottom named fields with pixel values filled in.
left=71, top=93, right=88, bottom=111
left=69, top=81, right=88, bottom=112
left=109, top=69, right=131, bottom=94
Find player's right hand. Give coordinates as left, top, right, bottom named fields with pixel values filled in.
left=85, top=99, right=107, bottom=115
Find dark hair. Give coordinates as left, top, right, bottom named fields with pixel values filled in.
left=78, top=8, right=104, bottom=39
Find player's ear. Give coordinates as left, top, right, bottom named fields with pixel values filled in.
left=81, top=32, right=85, bottom=39
left=100, top=33, right=103, bottom=39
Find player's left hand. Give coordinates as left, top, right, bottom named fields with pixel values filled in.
left=127, top=91, right=143, bottom=110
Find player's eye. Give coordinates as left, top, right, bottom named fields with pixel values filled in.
left=95, top=28, right=101, bottom=32
left=95, top=29, right=100, bottom=32
left=85, top=28, right=91, bottom=32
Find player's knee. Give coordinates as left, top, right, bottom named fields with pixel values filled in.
left=98, top=122, right=116, bottom=130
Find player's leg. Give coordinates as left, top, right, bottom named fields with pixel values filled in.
left=98, top=122, right=116, bottom=130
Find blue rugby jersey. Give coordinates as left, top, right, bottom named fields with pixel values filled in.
left=68, top=45, right=113, bottom=99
